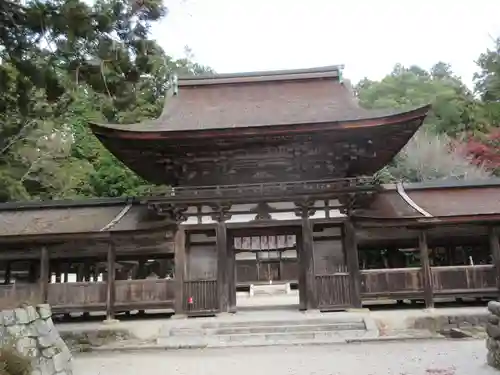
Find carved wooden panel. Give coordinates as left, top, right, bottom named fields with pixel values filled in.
left=105, top=120, right=422, bottom=187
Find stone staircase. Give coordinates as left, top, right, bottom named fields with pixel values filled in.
left=157, top=311, right=378, bottom=348
left=250, top=283, right=291, bottom=296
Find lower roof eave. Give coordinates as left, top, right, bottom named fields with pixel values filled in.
left=0, top=226, right=172, bottom=245
left=352, top=213, right=500, bottom=228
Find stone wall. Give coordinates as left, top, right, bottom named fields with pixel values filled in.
left=0, top=304, right=73, bottom=375
left=486, top=301, right=500, bottom=369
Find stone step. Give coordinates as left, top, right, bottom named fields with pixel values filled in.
left=222, top=329, right=367, bottom=342
left=156, top=311, right=376, bottom=349
left=251, top=284, right=290, bottom=296
left=157, top=329, right=371, bottom=348
left=166, top=320, right=367, bottom=338
left=213, top=322, right=365, bottom=335
left=198, top=316, right=365, bottom=330
left=168, top=322, right=365, bottom=335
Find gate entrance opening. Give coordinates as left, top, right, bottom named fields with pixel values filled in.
left=229, top=227, right=302, bottom=311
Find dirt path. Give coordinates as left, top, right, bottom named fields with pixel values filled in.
left=73, top=339, right=496, bottom=375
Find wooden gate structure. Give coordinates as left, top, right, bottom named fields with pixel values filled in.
left=2, top=66, right=500, bottom=318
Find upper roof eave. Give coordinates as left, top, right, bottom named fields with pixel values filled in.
left=89, top=104, right=432, bottom=139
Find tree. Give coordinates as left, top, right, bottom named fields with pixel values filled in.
left=474, top=37, right=500, bottom=126
left=0, top=0, right=214, bottom=202
left=356, top=63, right=485, bottom=135
left=458, top=129, right=500, bottom=175
left=0, top=0, right=168, bottom=110
left=0, top=59, right=95, bottom=202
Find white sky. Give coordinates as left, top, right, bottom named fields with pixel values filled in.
left=153, top=0, right=500, bottom=88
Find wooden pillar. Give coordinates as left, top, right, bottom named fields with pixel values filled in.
left=296, top=231, right=306, bottom=310
left=446, top=246, right=456, bottom=266
left=279, top=252, right=284, bottom=281
left=158, top=258, right=168, bottom=278
left=216, top=221, right=229, bottom=312
left=76, top=264, right=84, bottom=282
left=227, top=231, right=236, bottom=313
left=63, top=262, right=69, bottom=283
left=3, top=261, right=11, bottom=285
left=301, top=217, right=316, bottom=310
left=174, top=225, right=186, bottom=315
left=489, top=227, right=500, bottom=297
left=105, top=242, right=116, bottom=321
left=344, top=220, right=362, bottom=308
left=418, top=230, right=434, bottom=308
left=83, top=261, right=91, bottom=282
left=54, top=263, right=61, bottom=283
left=27, top=262, right=37, bottom=283
left=39, top=246, right=49, bottom=303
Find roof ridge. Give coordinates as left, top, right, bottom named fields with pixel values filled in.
left=178, top=65, right=344, bottom=81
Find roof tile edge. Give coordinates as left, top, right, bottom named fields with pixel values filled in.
left=381, top=178, right=500, bottom=191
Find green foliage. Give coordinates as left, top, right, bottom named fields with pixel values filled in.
left=356, top=63, right=486, bottom=135
left=475, top=37, right=500, bottom=126
left=0, top=0, right=213, bottom=202
left=0, top=0, right=168, bottom=110
left=357, top=54, right=500, bottom=181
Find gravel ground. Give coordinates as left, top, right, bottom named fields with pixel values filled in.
left=73, top=340, right=496, bottom=375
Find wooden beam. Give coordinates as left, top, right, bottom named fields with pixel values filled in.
left=216, top=221, right=228, bottom=312
left=301, top=217, right=316, bottom=310
left=489, top=227, right=500, bottom=298
left=418, top=231, right=434, bottom=308
left=174, top=226, right=186, bottom=314
left=39, top=246, right=49, bottom=303
left=105, top=242, right=116, bottom=321
left=344, top=220, right=361, bottom=308
left=0, top=227, right=173, bottom=245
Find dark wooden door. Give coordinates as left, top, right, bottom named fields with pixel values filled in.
left=315, top=264, right=352, bottom=310
left=183, top=280, right=218, bottom=315
left=314, top=236, right=352, bottom=310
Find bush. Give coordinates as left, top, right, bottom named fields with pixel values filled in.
left=0, top=345, right=32, bottom=375
left=379, top=129, right=492, bottom=182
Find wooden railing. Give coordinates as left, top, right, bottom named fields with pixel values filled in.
left=115, top=279, right=175, bottom=309
left=359, top=265, right=497, bottom=301
left=47, top=282, right=106, bottom=311
left=360, top=267, right=423, bottom=299
left=147, top=177, right=378, bottom=205
left=183, top=280, right=218, bottom=313
left=431, top=265, right=496, bottom=296
left=28, top=279, right=176, bottom=313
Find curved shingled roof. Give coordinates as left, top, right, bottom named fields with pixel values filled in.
left=89, top=65, right=430, bottom=135
left=88, top=66, right=431, bottom=186
left=353, top=179, right=500, bottom=221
